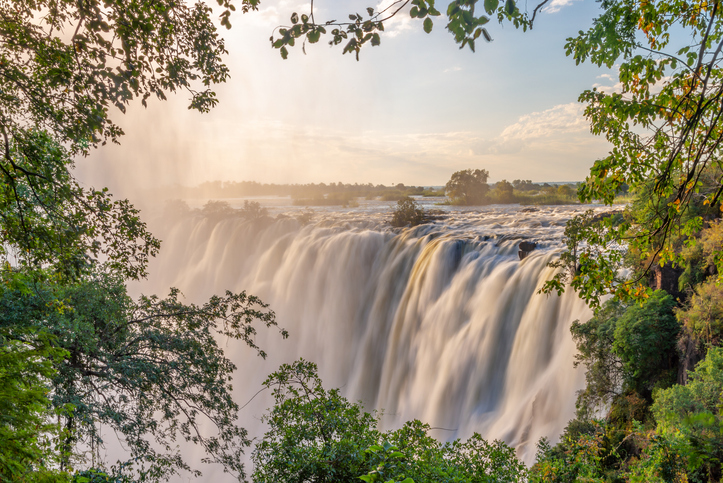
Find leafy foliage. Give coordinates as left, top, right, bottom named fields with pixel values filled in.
left=391, top=197, right=426, bottom=227
left=0, top=272, right=284, bottom=480
left=0, top=0, right=289, bottom=479
left=0, top=131, right=159, bottom=280
left=253, top=360, right=528, bottom=483
left=677, top=279, right=723, bottom=348
left=269, top=0, right=528, bottom=60
left=0, top=328, right=67, bottom=482
left=252, top=359, right=382, bottom=483
left=571, top=291, right=679, bottom=424
left=445, top=169, right=490, bottom=205
left=570, top=298, right=626, bottom=419
left=612, top=291, right=679, bottom=395
left=652, top=346, right=723, bottom=481
left=541, top=0, right=723, bottom=305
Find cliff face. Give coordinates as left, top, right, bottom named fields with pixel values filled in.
left=649, top=263, right=684, bottom=301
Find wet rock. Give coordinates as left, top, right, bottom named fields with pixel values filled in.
left=518, top=241, right=537, bottom=260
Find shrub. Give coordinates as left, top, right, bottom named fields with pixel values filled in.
left=390, top=197, right=425, bottom=227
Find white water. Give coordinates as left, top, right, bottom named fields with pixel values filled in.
left=135, top=199, right=606, bottom=481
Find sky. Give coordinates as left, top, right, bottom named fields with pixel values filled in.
left=75, top=0, right=619, bottom=192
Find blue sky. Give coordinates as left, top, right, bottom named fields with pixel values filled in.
left=79, top=0, right=618, bottom=189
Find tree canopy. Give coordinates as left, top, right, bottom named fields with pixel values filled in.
left=0, top=1, right=292, bottom=480
left=538, top=0, right=723, bottom=305
left=445, top=169, right=490, bottom=205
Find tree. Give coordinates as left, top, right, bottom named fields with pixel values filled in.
left=0, top=1, right=288, bottom=479
left=390, top=197, right=426, bottom=227
left=240, top=200, right=269, bottom=220
left=0, top=271, right=286, bottom=480
left=0, top=328, right=67, bottom=482
left=252, top=359, right=382, bottom=483
left=492, top=179, right=514, bottom=203
left=612, top=290, right=679, bottom=396
left=556, top=184, right=574, bottom=199
left=0, top=0, right=259, bottom=274
left=651, top=346, right=723, bottom=481
left=445, top=169, right=490, bottom=205
left=252, top=360, right=528, bottom=483
left=539, top=0, right=723, bottom=305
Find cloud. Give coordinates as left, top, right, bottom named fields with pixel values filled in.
left=245, top=1, right=312, bottom=28
left=543, top=0, right=581, bottom=13
left=499, top=103, right=588, bottom=141
left=375, top=0, right=415, bottom=37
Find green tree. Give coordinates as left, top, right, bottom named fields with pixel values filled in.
left=612, top=290, right=680, bottom=396
left=253, top=360, right=528, bottom=483
left=556, top=184, right=574, bottom=199
left=0, top=1, right=288, bottom=479
left=0, top=271, right=285, bottom=480
left=570, top=298, right=626, bottom=420
left=571, top=291, right=679, bottom=422
left=0, top=328, right=67, bottom=482
left=538, top=0, right=723, bottom=305
left=391, top=197, right=426, bottom=227
left=492, top=179, right=515, bottom=203
left=445, top=169, right=490, bottom=205
left=650, top=346, right=723, bottom=481
left=252, top=359, right=382, bottom=483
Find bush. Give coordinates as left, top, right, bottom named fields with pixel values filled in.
left=391, top=197, right=425, bottom=227
left=253, top=360, right=528, bottom=483
left=240, top=200, right=268, bottom=220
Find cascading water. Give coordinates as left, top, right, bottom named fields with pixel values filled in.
left=134, top=200, right=604, bottom=480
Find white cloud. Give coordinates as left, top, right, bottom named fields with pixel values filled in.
left=245, top=1, right=312, bottom=28
left=543, top=0, right=581, bottom=14
left=499, top=103, right=588, bottom=141
left=375, top=0, right=415, bottom=37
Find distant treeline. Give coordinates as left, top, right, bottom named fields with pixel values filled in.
left=163, top=181, right=445, bottom=207
left=162, top=179, right=612, bottom=206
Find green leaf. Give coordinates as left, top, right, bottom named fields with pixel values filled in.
left=291, top=12, right=299, bottom=24
left=280, top=46, right=289, bottom=59
left=371, top=33, right=381, bottom=46
left=504, top=0, right=516, bottom=15
left=484, top=0, right=499, bottom=14
left=308, top=30, right=321, bottom=43
left=423, top=18, right=433, bottom=34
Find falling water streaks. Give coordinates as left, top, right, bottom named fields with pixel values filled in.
left=135, top=205, right=602, bottom=476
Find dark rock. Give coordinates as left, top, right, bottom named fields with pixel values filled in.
left=649, top=262, right=684, bottom=301
left=677, top=330, right=703, bottom=385
left=519, top=241, right=537, bottom=252
left=518, top=241, right=537, bottom=260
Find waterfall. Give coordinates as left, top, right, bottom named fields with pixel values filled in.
left=135, top=203, right=597, bottom=479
